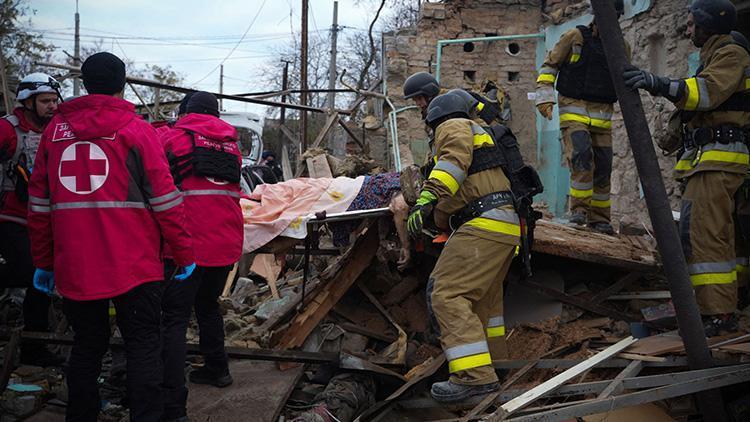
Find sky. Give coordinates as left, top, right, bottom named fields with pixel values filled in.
left=24, top=0, right=376, bottom=115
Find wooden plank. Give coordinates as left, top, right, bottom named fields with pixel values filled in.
left=607, top=291, right=671, bottom=300
left=339, top=117, right=366, bottom=150
left=533, top=220, right=658, bottom=272
left=590, top=272, right=643, bottom=304
left=505, top=366, right=750, bottom=422
left=187, top=360, right=305, bottom=422
left=275, top=223, right=379, bottom=350
left=305, top=154, right=333, bottom=178
left=718, top=343, right=750, bottom=353
left=520, top=278, right=636, bottom=322
left=354, top=354, right=446, bottom=422
left=339, top=322, right=397, bottom=343
left=490, top=336, right=637, bottom=419
left=627, top=331, right=742, bottom=356
left=250, top=254, right=282, bottom=299
left=221, top=262, right=239, bottom=298
left=281, top=144, right=293, bottom=181
left=461, top=361, right=537, bottom=421
left=597, top=359, right=643, bottom=399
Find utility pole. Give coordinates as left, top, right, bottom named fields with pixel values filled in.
left=590, top=1, right=727, bottom=420
left=73, top=0, right=81, bottom=96
left=327, top=1, right=341, bottom=155
left=300, top=0, right=309, bottom=151
left=281, top=61, right=289, bottom=125
left=219, top=64, right=224, bottom=111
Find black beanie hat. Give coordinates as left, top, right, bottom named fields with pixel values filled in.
left=186, top=91, right=220, bottom=117
left=177, top=92, right=195, bottom=115
left=81, top=52, right=126, bottom=95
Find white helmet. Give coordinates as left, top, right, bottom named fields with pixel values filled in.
left=16, top=73, right=61, bottom=102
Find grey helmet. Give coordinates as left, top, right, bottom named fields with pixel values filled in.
left=690, top=0, right=737, bottom=35
left=447, top=89, right=480, bottom=111
left=425, top=92, right=471, bottom=128
left=403, top=72, right=440, bottom=100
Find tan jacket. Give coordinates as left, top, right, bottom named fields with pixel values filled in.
left=536, top=26, right=631, bottom=133
left=674, top=34, right=750, bottom=179
left=423, top=118, right=519, bottom=246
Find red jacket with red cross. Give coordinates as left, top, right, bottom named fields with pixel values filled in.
left=0, top=107, right=45, bottom=225
left=27, top=95, right=194, bottom=301
left=160, top=113, right=243, bottom=267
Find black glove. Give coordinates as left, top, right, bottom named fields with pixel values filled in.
left=623, top=66, right=672, bottom=97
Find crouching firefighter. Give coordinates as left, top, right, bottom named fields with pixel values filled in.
left=624, top=0, right=750, bottom=335
left=407, top=92, right=542, bottom=403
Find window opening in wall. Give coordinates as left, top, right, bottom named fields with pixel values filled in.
left=463, top=70, right=476, bottom=83
left=648, top=34, right=666, bottom=76
left=484, top=33, right=497, bottom=38
left=463, top=42, right=475, bottom=52
left=506, top=42, right=520, bottom=56
left=508, top=71, right=520, bottom=82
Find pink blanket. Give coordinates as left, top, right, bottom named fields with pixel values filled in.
left=242, top=177, right=365, bottom=253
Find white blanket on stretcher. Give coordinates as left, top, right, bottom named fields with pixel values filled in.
left=241, top=176, right=365, bottom=253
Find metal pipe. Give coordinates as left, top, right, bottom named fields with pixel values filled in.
left=590, top=1, right=727, bottom=420
left=386, top=105, right=418, bottom=172
left=34, top=61, right=351, bottom=115
left=434, top=33, right=544, bottom=82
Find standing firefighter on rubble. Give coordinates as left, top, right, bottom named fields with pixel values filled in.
left=535, top=0, right=629, bottom=235
left=624, top=0, right=750, bottom=335
left=0, top=72, right=65, bottom=367
left=406, top=91, right=520, bottom=402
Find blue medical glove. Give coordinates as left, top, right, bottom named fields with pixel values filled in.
left=33, top=269, right=55, bottom=295
left=174, top=263, right=196, bottom=281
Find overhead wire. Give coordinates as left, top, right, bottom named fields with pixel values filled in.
left=189, top=0, right=269, bottom=86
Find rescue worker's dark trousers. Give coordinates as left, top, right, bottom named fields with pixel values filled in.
left=63, top=281, right=163, bottom=422
left=0, top=222, right=51, bottom=333
left=161, top=262, right=232, bottom=419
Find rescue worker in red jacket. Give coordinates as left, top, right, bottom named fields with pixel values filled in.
left=160, top=92, right=243, bottom=419
left=27, top=52, right=195, bottom=422
left=0, top=72, right=64, bottom=366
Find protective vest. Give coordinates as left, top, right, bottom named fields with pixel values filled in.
left=555, top=26, right=617, bottom=104
left=1, top=114, right=41, bottom=195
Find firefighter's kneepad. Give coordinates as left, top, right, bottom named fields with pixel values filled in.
left=570, top=131, right=593, bottom=172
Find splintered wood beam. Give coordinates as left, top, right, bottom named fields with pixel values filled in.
left=275, top=222, right=379, bottom=350
left=488, top=336, right=637, bottom=420
left=597, top=359, right=643, bottom=399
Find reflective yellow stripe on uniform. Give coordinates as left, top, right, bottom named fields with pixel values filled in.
left=429, top=169, right=460, bottom=195
left=591, top=192, right=611, bottom=208
left=536, top=73, right=556, bottom=84
left=683, top=77, right=711, bottom=111
left=736, top=257, right=749, bottom=274
left=486, top=316, right=506, bottom=338
left=471, top=123, right=495, bottom=148
left=570, top=180, right=593, bottom=199
left=476, top=102, right=485, bottom=112
left=444, top=341, right=493, bottom=373
left=688, top=261, right=737, bottom=286
left=570, top=45, right=582, bottom=63
left=559, top=106, right=612, bottom=130
left=674, top=143, right=750, bottom=171
left=466, top=208, right=521, bottom=237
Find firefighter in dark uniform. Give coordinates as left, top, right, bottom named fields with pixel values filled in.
left=624, top=0, right=750, bottom=335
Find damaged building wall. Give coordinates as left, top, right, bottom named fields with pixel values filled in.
left=384, top=0, right=543, bottom=168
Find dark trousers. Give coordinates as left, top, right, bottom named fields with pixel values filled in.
left=0, top=222, right=51, bottom=333
left=63, top=281, right=163, bottom=422
left=161, top=262, right=232, bottom=419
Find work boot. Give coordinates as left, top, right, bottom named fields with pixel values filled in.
left=703, top=313, right=738, bottom=337
left=430, top=380, right=499, bottom=403
left=20, top=344, right=66, bottom=367
left=568, top=213, right=586, bottom=226
left=588, top=222, right=615, bottom=235
left=189, top=366, right=233, bottom=388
